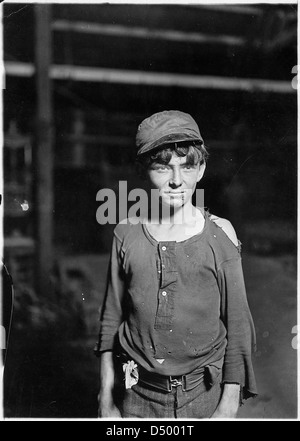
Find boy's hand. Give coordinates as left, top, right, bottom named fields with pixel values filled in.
left=98, top=403, right=122, bottom=418
left=211, top=383, right=240, bottom=419
left=211, top=405, right=238, bottom=419
left=98, top=351, right=122, bottom=418
left=98, top=393, right=122, bottom=418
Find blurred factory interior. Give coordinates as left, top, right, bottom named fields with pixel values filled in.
left=1, top=2, right=298, bottom=418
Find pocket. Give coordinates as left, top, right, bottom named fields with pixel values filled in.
left=205, top=360, right=223, bottom=388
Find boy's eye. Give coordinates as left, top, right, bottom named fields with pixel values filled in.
left=154, top=164, right=168, bottom=171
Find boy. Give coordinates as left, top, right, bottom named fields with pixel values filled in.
left=95, top=110, right=257, bottom=419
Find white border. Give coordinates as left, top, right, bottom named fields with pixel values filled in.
left=0, top=0, right=298, bottom=422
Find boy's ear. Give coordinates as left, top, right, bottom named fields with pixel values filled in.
left=197, top=162, right=206, bottom=182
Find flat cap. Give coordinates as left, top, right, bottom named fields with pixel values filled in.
left=136, top=110, right=203, bottom=156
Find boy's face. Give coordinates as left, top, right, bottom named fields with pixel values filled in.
left=147, top=151, right=205, bottom=209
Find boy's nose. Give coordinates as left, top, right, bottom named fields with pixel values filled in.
left=169, top=168, right=182, bottom=188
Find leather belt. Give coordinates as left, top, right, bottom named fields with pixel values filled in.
left=138, top=366, right=205, bottom=393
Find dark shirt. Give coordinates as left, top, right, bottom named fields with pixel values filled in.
left=98, top=210, right=257, bottom=399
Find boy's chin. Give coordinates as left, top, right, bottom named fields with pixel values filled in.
left=161, top=198, right=188, bottom=209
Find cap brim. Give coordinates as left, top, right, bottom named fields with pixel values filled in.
left=137, top=132, right=203, bottom=155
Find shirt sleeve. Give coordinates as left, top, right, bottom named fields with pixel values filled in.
left=217, top=255, right=258, bottom=401
left=95, top=232, right=126, bottom=354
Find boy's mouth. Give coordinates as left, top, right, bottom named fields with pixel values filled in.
left=165, top=192, right=185, bottom=198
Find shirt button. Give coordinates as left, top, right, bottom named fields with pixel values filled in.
left=162, top=291, right=167, bottom=296
left=161, top=246, right=167, bottom=251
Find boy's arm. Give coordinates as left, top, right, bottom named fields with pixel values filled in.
left=98, top=351, right=122, bottom=418
left=212, top=216, right=257, bottom=409
left=97, top=231, right=126, bottom=418
left=211, top=383, right=240, bottom=418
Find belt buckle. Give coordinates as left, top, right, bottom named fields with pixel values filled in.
left=168, top=375, right=186, bottom=392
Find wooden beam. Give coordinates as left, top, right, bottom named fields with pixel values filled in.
left=66, top=133, right=132, bottom=147
left=35, top=4, right=54, bottom=297
left=4, top=62, right=35, bottom=77
left=52, top=20, right=246, bottom=46
left=264, top=27, right=297, bottom=50
left=4, top=61, right=295, bottom=94
left=193, top=4, right=264, bottom=15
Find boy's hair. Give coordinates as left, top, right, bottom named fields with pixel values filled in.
left=136, top=141, right=209, bottom=171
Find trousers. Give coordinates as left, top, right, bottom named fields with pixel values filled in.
left=121, top=372, right=223, bottom=419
